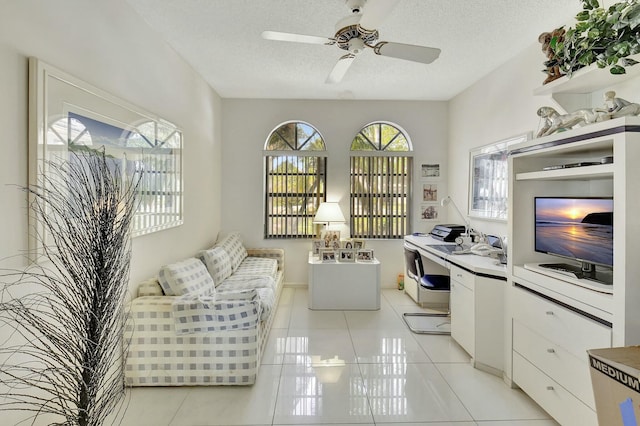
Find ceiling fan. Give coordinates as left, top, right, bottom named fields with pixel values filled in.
left=261, top=0, right=441, bottom=83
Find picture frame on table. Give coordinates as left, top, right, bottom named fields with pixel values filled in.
left=321, top=230, right=340, bottom=249
left=342, top=239, right=354, bottom=249
left=311, top=239, right=325, bottom=255
left=352, top=239, right=365, bottom=249
left=338, top=249, right=355, bottom=262
left=356, top=249, right=374, bottom=262
left=320, top=249, right=336, bottom=263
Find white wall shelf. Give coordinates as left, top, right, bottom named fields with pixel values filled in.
left=533, top=54, right=640, bottom=96
left=533, top=54, right=640, bottom=113
left=515, top=164, right=614, bottom=181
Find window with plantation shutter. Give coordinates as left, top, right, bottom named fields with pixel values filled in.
left=264, top=121, right=327, bottom=239
left=350, top=122, right=412, bottom=239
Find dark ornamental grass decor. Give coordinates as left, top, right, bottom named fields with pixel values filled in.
left=0, top=149, right=140, bottom=426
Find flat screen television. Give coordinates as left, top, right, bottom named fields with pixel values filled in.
left=534, top=196, right=613, bottom=284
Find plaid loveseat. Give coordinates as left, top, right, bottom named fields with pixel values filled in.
left=124, top=233, right=284, bottom=386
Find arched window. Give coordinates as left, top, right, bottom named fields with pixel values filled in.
left=350, top=122, right=413, bottom=239
left=264, top=121, right=327, bottom=238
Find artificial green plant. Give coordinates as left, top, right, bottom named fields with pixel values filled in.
left=552, top=0, right=640, bottom=77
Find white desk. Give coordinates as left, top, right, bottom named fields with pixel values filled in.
left=404, top=234, right=506, bottom=375
left=308, top=252, right=381, bottom=310
left=404, top=234, right=506, bottom=279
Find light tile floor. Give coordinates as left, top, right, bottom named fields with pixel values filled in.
left=114, top=288, right=560, bottom=426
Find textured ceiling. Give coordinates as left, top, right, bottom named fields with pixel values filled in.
left=125, top=0, right=581, bottom=100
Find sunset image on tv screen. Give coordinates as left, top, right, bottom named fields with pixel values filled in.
left=535, top=198, right=613, bottom=267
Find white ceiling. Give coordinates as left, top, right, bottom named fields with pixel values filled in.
left=125, top=0, right=580, bottom=101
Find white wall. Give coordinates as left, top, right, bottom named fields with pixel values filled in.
left=0, top=0, right=222, bottom=288
left=0, top=2, right=221, bottom=422
left=448, top=43, right=553, bottom=241
left=221, top=99, right=449, bottom=287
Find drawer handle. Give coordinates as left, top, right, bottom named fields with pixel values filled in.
left=545, top=311, right=554, bottom=316
left=456, top=274, right=463, bottom=278
left=547, top=348, right=555, bottom=354
left=546, top=386, right=554, bottom=391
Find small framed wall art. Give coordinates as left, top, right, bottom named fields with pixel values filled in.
left=421, top=163, right=441, bottom=180
left=420, top=204, right=439, bottom=221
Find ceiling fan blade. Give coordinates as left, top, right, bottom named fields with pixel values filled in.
left=358, top=0, right=400, bottom=30
left=261, top=30, right=333, bottom=45
left=374, top=41, right=441, bottom=64
left=326, top=54, right=356, bottom=83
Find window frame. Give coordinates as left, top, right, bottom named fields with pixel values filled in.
left=468, top=132, right=530, bottom=221
left=263, top=121, right=327, bottom=239
left=349, top=122, right=413, bottom=240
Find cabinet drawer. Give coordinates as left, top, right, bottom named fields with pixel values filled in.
left=450, top=265, right=473, bottom=290
left=513, top=286, right=611, bottom=358
left=513, top=320, right=595, bottom=408
left=513, top=352, right=597, bottom=426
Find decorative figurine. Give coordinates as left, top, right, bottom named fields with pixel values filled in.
left=538, top=28, right=565, bottom=85
left=595, top=91, right=640, bottom=119
left=537, top=91, right=640, bottom=138
left=536, top=106, right=605, bottom=137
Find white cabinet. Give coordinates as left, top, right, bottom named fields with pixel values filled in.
left=308, top=253, right=381, bottom=310
left=404, top=235, right=507, bottom=375
left=507, top=117, right=640, bottom=425
left=450, top=267, right=474, bottom=355
left=511, top=285, right=611, bottom=426
left=450, top=264, right=505, bottom=375
left=512, top=352, right=597, bottom=426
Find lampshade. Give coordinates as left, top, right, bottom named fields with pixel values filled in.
left=313, top=202, right=345, bottom=224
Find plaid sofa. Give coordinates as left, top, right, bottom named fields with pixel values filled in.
left=124, top=233, right=284, bottom=386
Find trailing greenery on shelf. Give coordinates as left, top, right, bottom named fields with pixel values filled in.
left=0, top=149, right=139, bottom=425
left=552, top=0, right=640, bottom=77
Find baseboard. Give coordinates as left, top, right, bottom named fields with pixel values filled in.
left=283, top=282, right=307, bottom=288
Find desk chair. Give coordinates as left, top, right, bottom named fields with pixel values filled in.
left=402, top=246, right=451, bottom=334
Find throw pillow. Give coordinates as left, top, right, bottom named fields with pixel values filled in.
left=197, top=246, right=233, bottom=286
left=158, top=258, right=215, bottom=297
left=216, top=232, right=248, bottom=271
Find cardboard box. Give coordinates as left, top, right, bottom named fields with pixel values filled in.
left=589, top=346, right=640, bottom=426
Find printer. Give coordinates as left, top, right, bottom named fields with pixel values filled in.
left=429, top=224, right=466, bottom=242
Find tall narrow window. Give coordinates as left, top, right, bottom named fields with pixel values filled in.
left=350, top=122, right=412, bottom=239
left=264, top=121, right=327, bottom=239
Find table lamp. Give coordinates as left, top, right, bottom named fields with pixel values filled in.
left=313, top=202, right=345, bottom=238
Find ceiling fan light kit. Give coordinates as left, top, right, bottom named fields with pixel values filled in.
left=262, top=0, right=440, bottom=83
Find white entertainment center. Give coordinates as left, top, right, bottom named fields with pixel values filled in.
left=507, top=109, right=640, bottom=425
